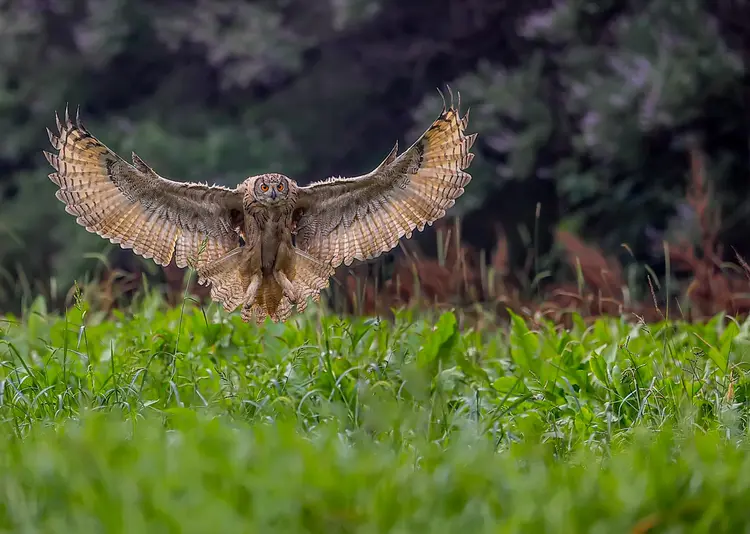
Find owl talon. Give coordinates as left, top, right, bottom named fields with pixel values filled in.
left=243, top=274, right=262, bottom=308
left=273, top=270, right=298, bottom=304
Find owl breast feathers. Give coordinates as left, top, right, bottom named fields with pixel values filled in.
left=44, top=90, right=477, bottom=323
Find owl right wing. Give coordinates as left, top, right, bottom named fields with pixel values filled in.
left=292, top=91, right=476, bottom=269
left=44, top=107, right=246, bottom=272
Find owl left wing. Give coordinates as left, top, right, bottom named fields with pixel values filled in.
left=293, top=95, right=476, bottom=269
left=44, top=107, right=246, bottom=274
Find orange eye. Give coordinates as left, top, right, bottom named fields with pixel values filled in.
left=277, top=183, right=285, bottom=192
left=260, top=183, right=269, bottom=192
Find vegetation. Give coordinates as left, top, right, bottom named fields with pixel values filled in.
left=2, top=287, right=750, bottom=530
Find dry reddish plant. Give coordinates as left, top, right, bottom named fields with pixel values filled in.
left=665, top=142, right=750, bottom=321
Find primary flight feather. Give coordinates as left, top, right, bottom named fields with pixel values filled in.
left=44, top=92, right=477, bottom=323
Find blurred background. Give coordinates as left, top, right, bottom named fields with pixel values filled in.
left=0, top=0, right=748, bottom=321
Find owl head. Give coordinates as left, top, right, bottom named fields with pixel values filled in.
left=247, top=173, right=293, bottom=207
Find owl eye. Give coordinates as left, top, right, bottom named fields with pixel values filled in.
left=276, top=183, right=285, bottom=192
left=260, top=183, right=269, bottom=192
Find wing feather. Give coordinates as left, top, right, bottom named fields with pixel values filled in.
left=44, top=107, right=245, bottom=273
left=293, top=92, right=476, bottom=268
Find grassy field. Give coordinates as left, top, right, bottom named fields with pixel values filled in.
left=2, top=287, right=750, bottom=532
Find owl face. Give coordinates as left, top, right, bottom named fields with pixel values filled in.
left=251, top=173, right=292, bottom=206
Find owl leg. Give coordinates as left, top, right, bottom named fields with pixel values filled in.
left=273, top=270, right=298, bottom=304
left=242, top=273, right=262, bottom=309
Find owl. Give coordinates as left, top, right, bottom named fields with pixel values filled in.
left=44, top=92, right=476, bottom=323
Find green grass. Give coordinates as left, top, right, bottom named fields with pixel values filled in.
left=2, top=288, right=750, bottom=532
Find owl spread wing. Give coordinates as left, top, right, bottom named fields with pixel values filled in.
left=44, top=107, right=245, bottom=272
left=292, top=93, right=476, bottom=269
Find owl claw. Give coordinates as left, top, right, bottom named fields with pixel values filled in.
left=243, top=274, right=262, bottom=309
left=274, top=270, right=298, bottom=305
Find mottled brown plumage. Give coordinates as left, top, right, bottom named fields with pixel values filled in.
left=44, top=91, right=476, bottom=323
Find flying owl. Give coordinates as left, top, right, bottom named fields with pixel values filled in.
left=44, top=92, right=476, bottom=323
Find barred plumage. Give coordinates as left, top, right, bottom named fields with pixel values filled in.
left=293, top=96, right=476, bottom=268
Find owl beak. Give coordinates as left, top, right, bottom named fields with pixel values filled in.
left=271, top=189, right=277, bottom=200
